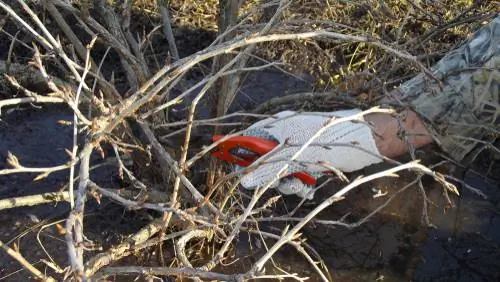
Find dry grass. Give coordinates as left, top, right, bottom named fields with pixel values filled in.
left=152, top=0, right=497, bottom=89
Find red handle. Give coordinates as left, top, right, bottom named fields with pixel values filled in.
left=292, top=171, right=317, bottom=186
left=211, top=135, right=318, bottom=186
left=211, top=135, right=278, bottom=167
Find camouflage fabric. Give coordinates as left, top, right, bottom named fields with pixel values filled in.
left=394, top=15, right=499, bottom=163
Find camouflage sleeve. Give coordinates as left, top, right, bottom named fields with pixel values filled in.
left=394, top=15, right=499, bottom=163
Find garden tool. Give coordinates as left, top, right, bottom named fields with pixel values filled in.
left=209, top=134, right=319, bottom=186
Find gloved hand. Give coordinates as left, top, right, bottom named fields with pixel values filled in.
left=236, top=109, right=383, bottom=199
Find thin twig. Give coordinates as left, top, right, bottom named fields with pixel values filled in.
left=175, top=229, right=212, bottom=282
left=84, top=219, right=164, bottom=277
left=11, top=0, right=93, bottom=94
left=444, top=174, right=488, bottom=199
left=133, top=120, right=221, bottom=217
left=161, top=53, right=272, bottom=234
left=0, top=0, right=53, bottom=49
left=154, top=112, right=270, bottom=129
left=0, top=240, right=57, bottom=281
left=142, top=62, right=281, bottom=119
left=68, top=38, right=95, bottom=209
left=111, top=144, right=147, bottom=190
left=91, top=182, right=218, bottom=228
left=0, top=160, right=78, bottom=178
left=243, top=228, right=329, bottom=282
left=0, top=96, right=65, bottom=115
left=2, top=74, right=91, bottom=125
left=159, top=122, right=245, bottom=139
left=93, top=0, right=143, bottom=89
left=157, top=0, right=179, bottom=60
left=212, top=0, right=290, bottom=117
left=43, top=0, right=120, bottom=101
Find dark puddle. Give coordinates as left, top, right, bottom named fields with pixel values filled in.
left=413, top=171, right=500, bottom=282
left=227, top=168, right=499, bottom=282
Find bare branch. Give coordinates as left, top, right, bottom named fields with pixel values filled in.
left=248, top=160, right=457, bottom=275
left=0, top=191, right=70, bottom=211
left=1, top=74, right=92, bottom=125
left=175, top=229, right=212, bottom=282
left=157, top=0, right=179, bottom=61
left=0, top=0, right=53, bottom=49
left=9, top=0, right=93, bottom=94
left=0, top=158, right=77, bottom=179
left=43, top=0, right=121, bottom=101
left=243, top=228, right=329, bottom=282
left=132, top=120, right=222, bottom=217
left=154, top=112, right=270, bottom=129
left=0, top=240, right=57, bottom=282
left=84, top=219, right=164, bottom=277
left=65, top=143, right=93, bottom=279
left=0, top=96, right=65, bottom=114
left=95, top=266, right=240, bottom=281
left=68, top=38, right=95, bottom=208
left=90, top=182, right=218, bottom=228
left=97, top=27, right=432, bottom=136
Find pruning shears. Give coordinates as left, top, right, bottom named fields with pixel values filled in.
left=210, top=135, right=318, bottom=186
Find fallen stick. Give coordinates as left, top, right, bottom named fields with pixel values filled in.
left=0, top=240, right=57, bottom=282
left=0, top=96, right=65, bottom=114
left=94, top=266, right=239, bottom=281
left=84, top=219, right=163, bottom=277
left=0, top=191, right=70, bottom=211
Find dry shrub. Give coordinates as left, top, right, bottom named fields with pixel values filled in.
left=0, top=0, right=495, bottom=281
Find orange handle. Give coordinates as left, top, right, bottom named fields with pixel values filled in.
left=211, top=135, right=318, bottom=186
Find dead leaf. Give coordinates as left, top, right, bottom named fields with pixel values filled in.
left=54, top=223, right=67, bottom=235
